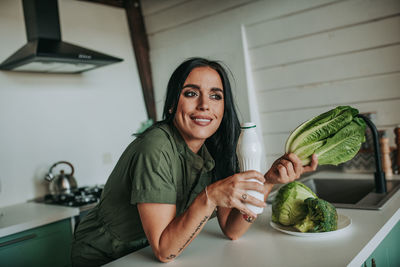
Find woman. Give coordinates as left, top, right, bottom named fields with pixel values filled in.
left=71, top=58, right=318, bottom=266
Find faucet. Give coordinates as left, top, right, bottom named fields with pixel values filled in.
left=356, top=114, right=387, bottom=193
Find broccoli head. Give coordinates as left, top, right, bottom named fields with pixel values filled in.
left=272, top=181, right=317, bottom=226
left=294, top=197, right=338, bottom=233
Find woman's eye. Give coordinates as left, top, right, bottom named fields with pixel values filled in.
left=210, top=94, right=223, bottom=100
left=183, top=91, right=198, bottom=97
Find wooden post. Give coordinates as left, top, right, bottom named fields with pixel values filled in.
left=124, top=0, right=157, bottom=121
left=79, top=0, right=157, bottom=121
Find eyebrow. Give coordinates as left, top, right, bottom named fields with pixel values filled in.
left=183, top=84, right=224, bottom=93
left=211, top=88, right=224, bottom=93
left=183, top=84, right=200, bottom=90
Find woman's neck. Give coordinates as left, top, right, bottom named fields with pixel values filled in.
left=172, top=121, right=204, bottom=154
left=180, top=133, right=204, bottom=154
left=186, top=140, right=203, bottom=154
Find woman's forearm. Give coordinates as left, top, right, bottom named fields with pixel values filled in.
left=154, top=191, right=216, bottom=262
left=217, top=208, right=252, bottom=240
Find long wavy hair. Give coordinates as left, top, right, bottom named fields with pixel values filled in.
left=161, top=57, right=241, bottom=180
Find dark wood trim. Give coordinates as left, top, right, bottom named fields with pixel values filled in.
left=124, top=0, right=157, bottom=121
left=79, top=0, right=157, bottom=121
left=78, top=0, right=124, bottom=8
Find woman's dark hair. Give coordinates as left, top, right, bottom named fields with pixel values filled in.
left=162, top=57, right=241, bottom=180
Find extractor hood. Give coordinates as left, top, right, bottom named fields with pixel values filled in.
left=0, top=0, right=123, bottom=74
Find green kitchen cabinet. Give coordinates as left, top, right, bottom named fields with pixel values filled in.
left=0, top=219, right=73, bottom=267
left=362, top=221, right=400, bottom=267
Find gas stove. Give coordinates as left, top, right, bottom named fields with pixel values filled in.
left=41, top=185, right=103, bottom=209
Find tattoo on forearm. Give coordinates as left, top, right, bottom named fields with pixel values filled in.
left=178, top=215, right=209, bottom=253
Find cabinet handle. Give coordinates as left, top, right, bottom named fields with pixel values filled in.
left=0, top=233, right=37, bottom=247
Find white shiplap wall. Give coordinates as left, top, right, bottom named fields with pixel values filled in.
left=141, top=0, right=337, bottom=140
left=244, top=0, right=400, bottom=164
left=141, top=0, right=400, bottom=168
left=141, top=0, right=263, bottom=124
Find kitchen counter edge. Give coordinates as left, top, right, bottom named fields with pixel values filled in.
left=0, top=202, right=79, bottom=238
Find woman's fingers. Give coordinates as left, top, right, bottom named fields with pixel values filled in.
left=240, top=181, right=266, bottom=194
left=303, top=154, right=318, bottom=173
left=279, top=159, right=295, bottom=179
left=240, top=192, right=266, bottom=208
left=226, top=194, right=258, bottom=218
left=237, top=192, right=265, bottom=219
left=285, top=153, right=303, bottom=176
left=210, top=170, right=269, bottom=215
left=237, top=202, right=258, bottom=219
left=239, top=170, right=265, bottom=184
left=265, top=153, right=318, bottom=184
left=276, top=163, right=288, bottom=181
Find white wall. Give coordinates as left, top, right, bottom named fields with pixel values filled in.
left=244, top=0, right=400, bottom=164
left=141, top=0, right=257, bottom=123
left=0, top=0, right=147, bottom=206
left=142, top=0, right=400, bottom=169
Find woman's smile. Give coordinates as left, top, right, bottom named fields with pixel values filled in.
left=173, top=66, right=225, bottom=153
left=190, top=115, right=213, bottom=126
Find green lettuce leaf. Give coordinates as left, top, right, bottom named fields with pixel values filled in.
left=315, top=117, right=366, bottom=165
left=285, top=106, right=351, bottom=153
left=287, top=106, right=358, bottom=152
left=293, top=140, right=326, bottom=165
left=272, top=181, right=317, bottom=226
left=285, top=106, right=366, bottom=166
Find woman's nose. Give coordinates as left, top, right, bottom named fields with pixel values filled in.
left=197, top=94, right=209, bottom=110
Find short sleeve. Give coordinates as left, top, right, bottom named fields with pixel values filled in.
left=129, top=144, right=177, bottom=205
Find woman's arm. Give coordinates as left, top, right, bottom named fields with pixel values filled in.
left=138, top=191, right=214, bottom=263
left=216, top=153, right=318, bottom=240
left=137, top=171, right=266, bottom=262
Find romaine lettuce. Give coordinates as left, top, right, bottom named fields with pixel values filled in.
left=285, top=106, right=366, bottom=166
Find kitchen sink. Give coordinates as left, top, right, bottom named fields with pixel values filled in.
left=266, top=114, right=400, bottom=210
left=267, top=178, right=400, bottom=210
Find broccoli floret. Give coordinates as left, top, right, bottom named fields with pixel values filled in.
left=294, top=197, right=338, bottom=233
left=272, top=181, right=317, bottom=226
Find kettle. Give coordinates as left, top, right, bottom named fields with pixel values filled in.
left=44, top=161, right=78, bottom=195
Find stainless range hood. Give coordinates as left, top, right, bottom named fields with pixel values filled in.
left=0, top=0, right=123, bottom=74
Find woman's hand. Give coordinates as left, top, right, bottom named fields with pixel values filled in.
left=207, top=170, right=267, bottom=218
left=265, top=153, right=318, bottom=184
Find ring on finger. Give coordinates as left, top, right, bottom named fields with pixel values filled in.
left=243, top=214, right=254, bottom=223
left=242, top=193, right=248, bottom=200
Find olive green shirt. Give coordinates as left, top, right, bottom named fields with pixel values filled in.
left=72, top=122, right=215, bottom=266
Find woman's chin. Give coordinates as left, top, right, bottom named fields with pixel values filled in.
left=191, top=126, right=218, bottom=139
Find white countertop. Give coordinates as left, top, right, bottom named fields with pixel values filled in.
left=105, top=175, right=400, bottom=267
left=0, top=202, right=79, bottom=238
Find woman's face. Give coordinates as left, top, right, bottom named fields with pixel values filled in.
left=173, top=66, right=225, bottom=151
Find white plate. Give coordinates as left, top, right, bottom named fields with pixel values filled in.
left=270, top=214, right=351, bottom=237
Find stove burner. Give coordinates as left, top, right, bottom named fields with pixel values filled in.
left=44, top=185, right=103, bottom=207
